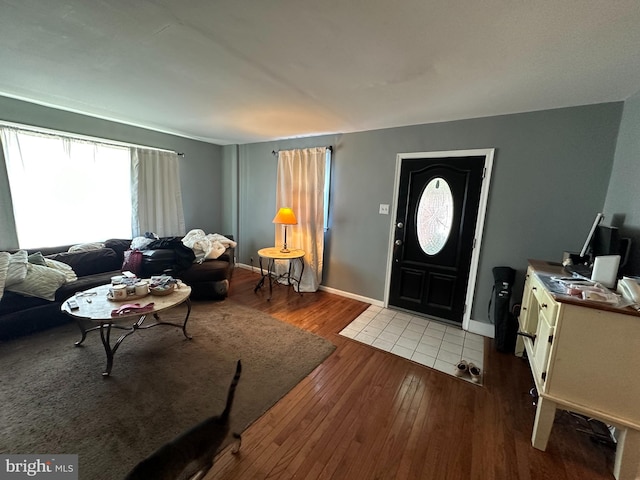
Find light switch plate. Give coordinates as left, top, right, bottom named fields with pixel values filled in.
left=379, top=204, right=389, bottom=215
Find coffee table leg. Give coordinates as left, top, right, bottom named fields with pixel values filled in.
left=74, top=319, right=102, bottom=346
left=150, top=300, right=193, bottom=340
left=99, top=323, right=114, bottom=377
left=182, top=298, right=192, bottom=339
left=99, top=320, right=138, bottom=376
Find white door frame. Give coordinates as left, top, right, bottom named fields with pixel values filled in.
left=383, top=148, right=495, bottom=334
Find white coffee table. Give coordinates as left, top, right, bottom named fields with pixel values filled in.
left=61, top=282, right=192, bottom=376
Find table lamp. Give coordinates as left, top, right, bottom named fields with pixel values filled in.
left=273, top=207, right=297, bottom=253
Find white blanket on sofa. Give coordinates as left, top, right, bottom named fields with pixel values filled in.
left=181, top=229, right=237, bottom=263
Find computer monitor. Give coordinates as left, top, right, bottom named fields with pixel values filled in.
left=579, top=213, right=604, bottom=259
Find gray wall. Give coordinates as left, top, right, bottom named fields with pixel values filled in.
left=230, top=103, right=623, bottom=324
left=0, top=94, right=626, bottom=326
left=604, top=90, right=640, bottom=274
left=0, top=96, right=223, bottom=244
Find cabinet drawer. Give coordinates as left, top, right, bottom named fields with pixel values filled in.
left=534, top=287, right=558, bottom=326
left=520, top=273, right=558, bottom=335
left=518, top=272, right=537, bottom=334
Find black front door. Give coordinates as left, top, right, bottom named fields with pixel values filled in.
left=388, top=155, right=485, bottom=324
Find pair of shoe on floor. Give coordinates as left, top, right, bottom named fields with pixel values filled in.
left=454, top=360, right=481, bottom=383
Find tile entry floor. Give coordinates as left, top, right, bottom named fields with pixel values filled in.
left=339, top=305, right=485, bottom=384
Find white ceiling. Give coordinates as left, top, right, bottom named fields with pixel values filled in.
left=1, top=1, right=640, bottom=145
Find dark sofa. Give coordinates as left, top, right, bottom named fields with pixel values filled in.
left=0, top=244, right=123, bottom=341
left=0, top=236, right=235, bottom=341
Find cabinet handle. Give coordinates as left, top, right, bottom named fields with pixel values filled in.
left=541, top=303, right=548, bottom=309
left=532, top=287, right=537, bottom=291
left=517, top=331, right=536, bottom=341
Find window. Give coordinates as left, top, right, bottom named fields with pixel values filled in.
left=417, top=177, right=454, bottom=255
left=1, top=128, right=132, bottom=248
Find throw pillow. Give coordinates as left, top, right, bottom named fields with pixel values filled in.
left=68, top=242, right=105, bottom=253
left=7, top=263, right=67, bottom=301
left=0, top=252, right=9, bottom=302
left=44, top=258, right=78, bottom=283
left=6, top=250, right=28, bottom=287
left=28, top=251, right=48, bottom=266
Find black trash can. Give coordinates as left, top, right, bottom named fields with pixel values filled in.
left=489, top=266, right=518, bottom=353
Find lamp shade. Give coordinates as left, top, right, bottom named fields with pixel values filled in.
left=272, top=207, right=297, bottom=225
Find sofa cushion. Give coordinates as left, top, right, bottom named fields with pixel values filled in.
left=179, top=259, right=229, bottom=283
left=30, top=245, right=75, bottom=256
left=6, top=250, right=28, bottom=287
left=140, top=249, right=175, bottom=277
left=104, top=239, right=132, bottom=263
left=0, top=302, right=69, bottom=340
left=54, top=270, right=121, bottom=301
left=6, top=263, right=68, bottom=301
left=0, top=290, right=50, bottom=316
left=46, top=248, right=120, bottom=277
left=0, top=252, right=9, bottom=302
left=68, top=242, right=105, bottom=253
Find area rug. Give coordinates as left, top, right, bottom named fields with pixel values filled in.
left=0, top=300, right=335, bottom=479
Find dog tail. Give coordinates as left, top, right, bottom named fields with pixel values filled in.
left=221, top=360, right=242, bottom=421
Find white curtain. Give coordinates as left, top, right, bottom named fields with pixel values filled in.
left=275, top=147, right=328, bottom=292
left=0, top=144, right=18, bottom=249
left=131, top=148, right=185, bottom=237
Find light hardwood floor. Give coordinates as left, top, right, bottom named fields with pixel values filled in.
left=207, top=268, right=616, bottom=480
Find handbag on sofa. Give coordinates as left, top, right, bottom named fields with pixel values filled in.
left=122, top=249, right=143, bottom=276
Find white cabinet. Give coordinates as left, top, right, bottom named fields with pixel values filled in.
left=517, top=260, right=640, bottom=480
left=515, top=266, right=557, bottom=379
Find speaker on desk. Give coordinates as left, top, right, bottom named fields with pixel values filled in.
left=592, top=225, right=620, bottom=258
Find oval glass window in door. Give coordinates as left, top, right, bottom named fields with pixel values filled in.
left=417, top=177, right=454, bottom=255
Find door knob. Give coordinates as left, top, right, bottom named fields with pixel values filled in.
left=395, top=239, right=402, bottom=246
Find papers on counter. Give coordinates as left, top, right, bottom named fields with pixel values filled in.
left=549, top=276, right=620, bottom=304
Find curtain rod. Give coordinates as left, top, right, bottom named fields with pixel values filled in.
left=0, top=120, right=183, bottom=156
left=272, top=146, right=333, bottom=156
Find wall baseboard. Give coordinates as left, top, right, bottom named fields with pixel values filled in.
left=237, top=262, right=257, bottom=272
left=318, top=285, right=384, bottom=307
left=236, top=263, right=384, bottom=307
left=236, top=263, right=494, bottom=337
left=236, top=263, right=383, bottom=306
